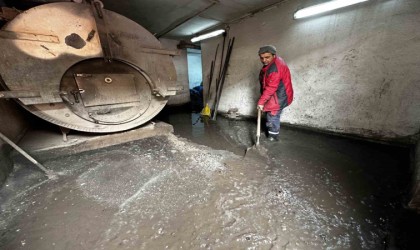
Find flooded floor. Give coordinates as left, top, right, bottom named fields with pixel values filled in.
left=1, top=109, right=419, bottom=249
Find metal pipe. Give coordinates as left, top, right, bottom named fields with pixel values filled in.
left=156, top=0, right=219, bottom=38
left=209, top=45, right=220, bottom=91
left=0, top=132, right=56, bottom=179
left=19, top=0, right=73, bottom=2
left=212, top=37, right=234, bottom=120
left=212, top=33, right=226, bottom=113
left=191, top=0, right=289, bottom=37
left=228, top=0, right=289, bottom=24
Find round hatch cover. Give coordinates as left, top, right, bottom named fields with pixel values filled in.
left=60, top=58, right=152, bottom=125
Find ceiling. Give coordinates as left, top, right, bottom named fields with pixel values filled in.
left=2, top=0, right=286, bottom=40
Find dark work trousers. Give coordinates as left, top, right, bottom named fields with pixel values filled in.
left=266, top=109, right=282, bottom=136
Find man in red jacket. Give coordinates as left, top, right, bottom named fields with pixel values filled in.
left=257, top=45, right=294, bottom=141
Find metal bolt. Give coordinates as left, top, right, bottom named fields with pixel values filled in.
left=104, top=77, right=112, bottom=83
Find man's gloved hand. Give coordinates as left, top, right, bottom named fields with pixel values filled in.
left=257, top=105, right=264, bottom=111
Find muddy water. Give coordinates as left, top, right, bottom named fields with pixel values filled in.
left=159, top=110, right=419, bottom=249
left=0, top=111, right=418, bottom=249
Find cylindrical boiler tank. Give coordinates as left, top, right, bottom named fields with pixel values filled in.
left=0, top=1, right=178, bottom=133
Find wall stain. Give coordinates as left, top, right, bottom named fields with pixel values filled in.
left=379, top=78, right=392, bottom=98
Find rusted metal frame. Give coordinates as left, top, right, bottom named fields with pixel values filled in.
left=0, top=90, right=69, bottom=104
left=0, top=90, right=41, bottom=98
left=89, top=0, right=113, bottom=62
left=120, top=54, right=181, bottom=96
left=138, top=47, right=180, bottom=56
left=0, top=30, right=59, bottom=43
left=155, top=0, right=219, bottom=38
left=119, top=60, right=178, bottom=98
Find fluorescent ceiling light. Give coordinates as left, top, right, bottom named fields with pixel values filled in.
left=191, top=29, right=225, bottom=43
left=294, top=0, right=369, bottom=19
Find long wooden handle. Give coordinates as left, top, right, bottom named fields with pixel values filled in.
left=256, top=109, right=261, bottom=145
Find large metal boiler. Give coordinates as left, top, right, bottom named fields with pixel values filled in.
left=0, top=1, right=178, bottom=133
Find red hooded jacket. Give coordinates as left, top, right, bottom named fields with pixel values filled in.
left=258, top=56, right=293, bottom=115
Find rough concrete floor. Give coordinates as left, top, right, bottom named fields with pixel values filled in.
left=1, top=111, right=419, bottom=249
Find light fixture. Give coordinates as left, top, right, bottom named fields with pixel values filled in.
left=294, top=0, right=369, bottom=19
left=191, top=29, right=225, bottom=43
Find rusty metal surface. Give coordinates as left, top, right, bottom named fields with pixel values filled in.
left=74, top=74, right=138, bottom=107
left=0, top=30, right=60, bottom=43
left=0, top=90, right=42, bottom=98
left=0, top=2, right=177, bottom=133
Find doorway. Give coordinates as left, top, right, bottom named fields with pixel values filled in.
left=187, top=48, right=203, bottom=112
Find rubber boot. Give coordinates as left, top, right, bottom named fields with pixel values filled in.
left=268, top=134, right=278, bottom=141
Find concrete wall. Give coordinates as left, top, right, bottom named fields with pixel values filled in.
left=201, top=0, right=420, bottom=140
left=0, top=99, right=28, bottom=185
left=159, top=38, right=190, bottom=106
